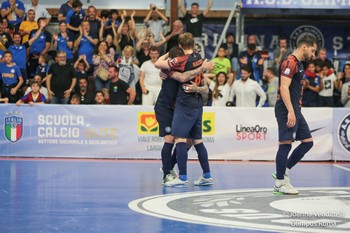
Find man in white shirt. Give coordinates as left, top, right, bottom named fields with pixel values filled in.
left=25, top=0, right=51, bottom=23
left=229, top=65, right=266, bottom=107
left=139, top=46, right=162, bottom=106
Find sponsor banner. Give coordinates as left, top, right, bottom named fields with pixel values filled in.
left=241, top=0, right=350, bottom=9
left=202, top=23, right=350, bottom=61
left=1, top=105, right=333, bottom=160
left=332, top=108, right=350, bottom=161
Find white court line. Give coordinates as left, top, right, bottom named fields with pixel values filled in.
left=333, top=164, right=350, bottom=172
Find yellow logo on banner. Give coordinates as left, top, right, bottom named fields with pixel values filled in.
left=202, top=112, right=215, bottom=135
left=138, top=112, right=159, bottom=134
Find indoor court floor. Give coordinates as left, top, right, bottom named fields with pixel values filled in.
left=0, top=158, right=349, bottom=233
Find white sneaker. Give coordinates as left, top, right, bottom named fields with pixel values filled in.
left=272, top=172, right=299, bottom=195
left=160, top=167, right=178, bottom=177
left=274, top=183, right=299, bottom=195
left=194, top=176, right=214, bottom=186
left=162, top=174, right=175, bottom=185
left=164, top=177, right=188, bottom=187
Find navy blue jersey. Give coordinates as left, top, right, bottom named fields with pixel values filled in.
left=156, top=69, right=180, bottom=108
left=275, top=54, right=305, bottom=118
left=173, top=52, right=203, bottom=108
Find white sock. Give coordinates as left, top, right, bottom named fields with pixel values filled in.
left=285, top=168, right=291, bottom=177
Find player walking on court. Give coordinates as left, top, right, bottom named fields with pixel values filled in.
left=273, top=35, right=318, bottom=195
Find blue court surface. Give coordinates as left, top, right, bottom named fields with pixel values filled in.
left=0, top=158, right=349, bottom=233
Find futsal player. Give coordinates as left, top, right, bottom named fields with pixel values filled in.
left=273, top=35, right=317, bottom=195
left=155, top=47, right=214, bottom=184
left=156, top=32, right=213, bottom=187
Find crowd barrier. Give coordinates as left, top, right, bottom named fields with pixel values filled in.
left=0, top=105, right=349, bottom=161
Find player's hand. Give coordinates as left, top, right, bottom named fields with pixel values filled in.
left=29, top=101, right=34, bottom=106
left=183, top=82, right=198, bottom=93
left=160, top=71, right=167, bottom=80
left=202, top=59, right=214, bottom=72
left=286, top=111, right=296, bottom=128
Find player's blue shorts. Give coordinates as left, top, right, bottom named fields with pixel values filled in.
left=276, top=114, right=312, bottom=141
left=171, top=106, right=202, bottom=139
left=154, top=103, right=174, bottom=137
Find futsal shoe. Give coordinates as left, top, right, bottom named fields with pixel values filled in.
left=273, top=183, right=299, bottom=195
left=194, top=176, right=214, bottom=186
left=272, top=172, right=299, bottom=195
left=164, top=177, right=189, bottom=187
left=162, top=174, right=175, bottom=185
left=160, top=167, right=178, bottom=177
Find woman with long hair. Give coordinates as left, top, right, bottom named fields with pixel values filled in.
left=205, top=72, right=234, bottom=106
left=92, top=40, right=114, bottom=91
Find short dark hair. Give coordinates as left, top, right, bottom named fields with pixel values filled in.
left=95, top=91, right=105, bottom=97
left=110, top=9, right=119, bottom=15
left=168, top=47, right=184, bottom=59
left=241, top=65, right=252, bottom=73
left=110, top=65, right=120, bottom=73
left=150, top=46, right=159, bottom=53
left=226, top=32, right=235, bottom=38
left=297, top=35, right=318, bottom=48
left=4, top=50, right=12, bottom=57
left=72, top=0, right=83, bottom=8
left=191, top=2, right=199, bottom=7
left=247, top=43, right=256, bottom=51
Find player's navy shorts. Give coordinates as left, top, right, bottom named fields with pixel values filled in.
left=276, top=114, right=312, bottom=141
left=154, top=103, right=174, bottom=137
left=171, top=106, right=202, bottom=139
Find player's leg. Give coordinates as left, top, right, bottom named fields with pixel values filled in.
left=274, top=116, right=298, bottom=195
left=287, top=115, right=313, bottom=172
left=164, top=107, right=193, bottom=187
left=190, top=111, right=213, bottom=186
left=155, top=104, right=176, bottom=183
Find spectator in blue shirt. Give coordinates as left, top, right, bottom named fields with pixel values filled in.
left=0, top=51, right=23, bottom=103
left=58, top=0, right=73, bottom=22
left=66, top=0, right=85, bottom=41
left=0, top=0, right=25, bottom=31
left=27, top=17, right=52, bottom=80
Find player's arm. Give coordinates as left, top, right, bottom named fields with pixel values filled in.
left=170, top=59, right=214, bottom=83
left=183, top=78, right=209, bottom=95
left=280, top=75, right=295, bottom=127
left=154, top=52, right=170, bottom=69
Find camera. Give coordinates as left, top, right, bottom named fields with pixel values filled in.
left=152, top=7, right=156, bottom=10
